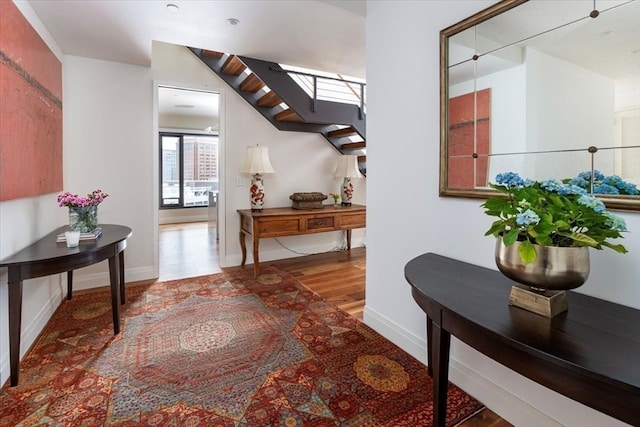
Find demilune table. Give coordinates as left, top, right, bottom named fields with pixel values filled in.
left=0, top=224, right=132, bottom=387
left=404, top=253, right=640, bottom=427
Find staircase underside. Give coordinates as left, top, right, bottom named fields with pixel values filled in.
left=188, top=47, right=366, bottom=175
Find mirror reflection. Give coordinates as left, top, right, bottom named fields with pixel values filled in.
left=441, top=0, right=640, bottom=210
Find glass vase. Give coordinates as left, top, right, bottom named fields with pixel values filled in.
left=68, top=206, right=98, bottom=232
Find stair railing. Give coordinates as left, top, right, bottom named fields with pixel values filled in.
left=269, top=66, right=366, bottom=120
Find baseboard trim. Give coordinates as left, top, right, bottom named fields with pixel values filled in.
left=363, top=304, right=561, bottom=427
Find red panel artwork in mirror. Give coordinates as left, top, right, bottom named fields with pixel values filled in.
left=448, top=89, right=490, bottom=189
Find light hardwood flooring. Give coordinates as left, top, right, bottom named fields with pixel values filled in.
left=158, top=221, right=512, bottom=427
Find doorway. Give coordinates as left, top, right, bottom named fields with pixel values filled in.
left=157, top=85, right=222, bottom=281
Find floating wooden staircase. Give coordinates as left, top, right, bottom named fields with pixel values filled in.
left=188, top=47, right=366, bottom=175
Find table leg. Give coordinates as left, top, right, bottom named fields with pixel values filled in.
left=67, top=270, right=73, bottom=300
left=426, top=317, right=433, bottom=377
left=7, top=268, right=23, bottom=387
left=252, top=237, right=260, bottom=278
left=431, top=321, right=451, bottom=427
left=240, top=231, right=247, bottom=267
left=119, top=250, right=126, bottom=304
left=108, top=255, right=121, bottom=334
left=346, top=229, right=352, bottom=250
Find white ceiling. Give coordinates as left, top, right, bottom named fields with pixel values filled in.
left=25, top=0, right=366, bottom=77
left=25, top=0, right=365, bottom=125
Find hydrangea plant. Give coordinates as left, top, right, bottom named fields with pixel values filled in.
left=482, top=172, right=628, bottom=264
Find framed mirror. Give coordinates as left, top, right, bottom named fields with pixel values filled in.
left=439, top=0, right=640, bottom=210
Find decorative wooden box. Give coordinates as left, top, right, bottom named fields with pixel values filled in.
left=289, top=192, right=328, bottom=209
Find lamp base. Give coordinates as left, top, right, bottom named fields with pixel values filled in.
left=249, top=174, right=266, bottom=210
left=341, top=177, right=353, bottom=205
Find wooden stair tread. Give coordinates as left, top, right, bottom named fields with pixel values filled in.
left=328, top=127, right=357, bottom=138
left=275, top=108, right=304, bottom=122
left=222, top=55, right=246, bottom=75
left=258, top=91, right=283, bottom=107
left=240, top=73, right=265, bottom=92
left=202, top=50, right=223, bottom=59
left=341, top=141, right=366, bottom=150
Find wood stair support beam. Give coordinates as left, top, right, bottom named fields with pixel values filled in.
left=341, top=141, right=366, bottom=151
left=240, top=73, right=265, bottom=93
left=222, top=55, right=246, bottom=76
left=275, top=108, right=304, bottom=122
left=257, top=91, right=283, bottom=108
left=202, top=50, right=223, bottom=59
left=328, top=127, right=357, bottom=138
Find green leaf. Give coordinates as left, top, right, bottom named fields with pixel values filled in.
left=601, top=242, right=629, bottom=254
left=503, top=229, right=520, bottom=245
left=484, top=222, right=505, bottom=237
left=569, top=232, right=598, bottom=247
left=518, top=240, right=537, bottom=264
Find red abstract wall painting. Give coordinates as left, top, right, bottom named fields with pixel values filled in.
left=0, top=1, right=63, bottom=201
left=448, top=89, right=491, bottom=189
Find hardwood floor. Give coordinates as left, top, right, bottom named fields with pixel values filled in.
left=158, top=221, right=512, bottom=427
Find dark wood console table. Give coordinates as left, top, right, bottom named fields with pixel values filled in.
left=238, top=204, right=365, bottom=277
left=404, top=253, right=640, bottom=427
left=0, top=224, right=132, bottom=386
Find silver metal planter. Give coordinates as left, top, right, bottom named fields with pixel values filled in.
left=495, top=237, right=590, bottom=291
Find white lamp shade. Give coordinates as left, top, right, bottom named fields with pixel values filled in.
left=333, top=155, right=363, bottom=178
left=242, top=145, right=275, bottom=174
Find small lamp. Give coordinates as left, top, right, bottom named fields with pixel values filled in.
left=242, top=145, right=275, bottom=210
left=333, top=155, right=363, bottom=206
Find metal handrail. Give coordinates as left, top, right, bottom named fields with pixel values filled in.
left=269, top=66, right=366, bottom=117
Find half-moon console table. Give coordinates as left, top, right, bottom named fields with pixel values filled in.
left=0, top=224, right=132, bottom=387
left=404, top=253, right=640, bottom=427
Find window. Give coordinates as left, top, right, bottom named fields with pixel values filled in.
left=160, top=132, right=218, bottom=208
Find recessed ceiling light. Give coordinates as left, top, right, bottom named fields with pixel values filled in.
left=227, top=18, right=240, bottom=26
left=166, top=4, right=179, bottom=12
left=174, top=104, right=194, bottom=108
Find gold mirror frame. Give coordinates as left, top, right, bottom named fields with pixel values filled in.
left=439, top=0, right=640, bottom=211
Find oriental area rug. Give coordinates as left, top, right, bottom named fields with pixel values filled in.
left=0, top=267, right=483, bottom=426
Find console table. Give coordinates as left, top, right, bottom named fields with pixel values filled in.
left=238, top=204, right=365, bottom=277
left=0, top=224, right=132, bottom=386
left=404, top=253, right=640, bottom=427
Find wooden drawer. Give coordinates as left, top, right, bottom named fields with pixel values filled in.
left=307, top=216, right=335, bottom=230
left=340, top=213, right=366, bottom=228
left=257, top=218, right=300, bottom=235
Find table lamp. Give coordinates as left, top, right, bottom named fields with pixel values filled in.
left=242, top=145, right=275, bottom=210
left=333, top=155, right=363, bottom=206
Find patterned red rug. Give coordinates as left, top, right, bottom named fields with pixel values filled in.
left=1, top=267, right=482, bottom=426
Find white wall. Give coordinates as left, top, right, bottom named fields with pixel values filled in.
left=365, top=1, right=639, bottom=426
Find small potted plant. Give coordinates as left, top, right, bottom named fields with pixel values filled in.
left=482, top=172, right=628, bottom=291
left=329, top=192, right=341, bottom=206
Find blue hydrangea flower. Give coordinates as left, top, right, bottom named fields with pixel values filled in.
left=577, top=194, right=606, bottom=213
left=622, top=183, right=639, bottom=195
left=495, top=172, right=526, bottom=188
left=540, top=179, right=564, bottom=193
left=516, top=209, right=540, bottom=226
left=604, top=212, right=627, bottom=231
left=593, top=184, right=619, bottom=194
